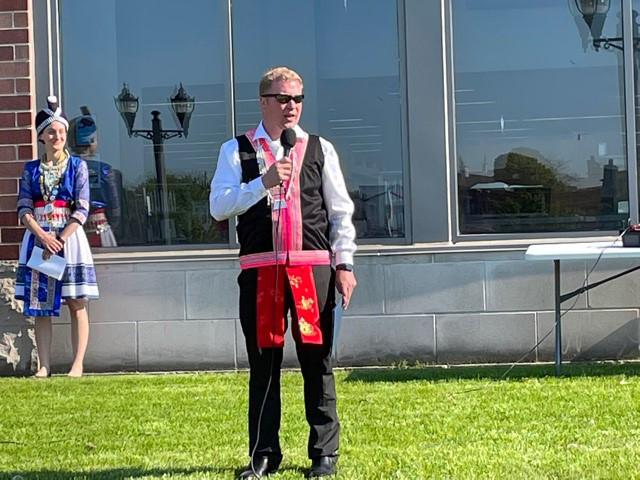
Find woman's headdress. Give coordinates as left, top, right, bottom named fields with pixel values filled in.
left=35, top=95, right=69, bottom=134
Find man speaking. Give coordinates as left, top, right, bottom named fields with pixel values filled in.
left=210, top=66, right=357, bottom=478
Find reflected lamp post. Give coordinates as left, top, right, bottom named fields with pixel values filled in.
left=573, top=0, right=640, bottom=51
left=573, top=0, right=640, bottom=225
left=574, top=0, right=616, bottom=50
left=114, top=83, right=195, bottom=244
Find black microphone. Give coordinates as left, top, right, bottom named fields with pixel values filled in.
left=280, top=128, right=297, bottom=157
left=279, top=128, right=296, bottom=189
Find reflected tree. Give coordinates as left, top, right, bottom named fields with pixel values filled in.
left=119, top=173, right=227, bottom=246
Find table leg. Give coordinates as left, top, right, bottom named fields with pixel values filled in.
left=554, top=259, right=562, bottom=376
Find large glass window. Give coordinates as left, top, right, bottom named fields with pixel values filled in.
left=232, top=0, right=405, bottom=239
left=453, top=0, right=629, bottom=234
left=633, top=0, right=640, bottom=199
left=58, top=0, right=404, bottom=247
left=59, top=0, right=230, bottom=247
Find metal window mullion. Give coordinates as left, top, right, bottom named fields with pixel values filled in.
left=397, top=0, right=412, bottom=244
left=226, top=0, right=236, bottom=141
left=54, top=0, right=62, bottom=99
left=443, top=0, right=458, bottom=243
left=622, top=0, right=639, bottom=224
left=226, top=0, right=239, bottom=249
left=46, top=0, right=53, bottom=94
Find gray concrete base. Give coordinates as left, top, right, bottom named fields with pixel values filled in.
left=3, top=251, right=640, bottom=375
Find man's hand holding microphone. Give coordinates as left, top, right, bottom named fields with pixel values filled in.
left=261, top=156, right=292, bottom=189
left=261, top=128, right=297, bottom=190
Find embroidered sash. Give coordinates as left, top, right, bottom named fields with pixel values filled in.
left=256, top=265, right=323, bottom=348
left=243, top=129, right=323, bottom=348
left=33, top=199, right=71, bottom=230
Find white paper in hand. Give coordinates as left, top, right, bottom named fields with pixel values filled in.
left=27, top=246, right=66, bottom=280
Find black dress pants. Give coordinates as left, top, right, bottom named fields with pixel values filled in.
left=238, top=265, right=340, bottom=460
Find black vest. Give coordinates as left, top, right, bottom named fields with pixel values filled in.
left=236, top=134, right=332, bottom=257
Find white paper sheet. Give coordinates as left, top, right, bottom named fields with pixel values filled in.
left=26, top=246, right=66, bottom=280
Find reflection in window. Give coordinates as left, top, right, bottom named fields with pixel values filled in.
left=453, top=0, right=628, bottom=233
left=232, top=0, right=405, bottom=239
left=59, top=0, right=230, bottom=246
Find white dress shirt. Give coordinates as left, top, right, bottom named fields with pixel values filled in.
left=210, top=122, right=356, bottom=265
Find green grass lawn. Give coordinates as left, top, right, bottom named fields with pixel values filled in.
left=2, top=362, right=640, bottom=479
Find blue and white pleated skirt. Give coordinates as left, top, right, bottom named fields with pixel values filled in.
left=15, top=227, right=99, bottom=317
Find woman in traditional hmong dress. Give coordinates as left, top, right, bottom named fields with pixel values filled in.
left=15, top=96, right=99, bottom=378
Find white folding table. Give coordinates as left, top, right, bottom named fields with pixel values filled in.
left=525, top=241, right=640, bottom=375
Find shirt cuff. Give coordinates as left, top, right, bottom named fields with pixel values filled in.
left=71, top=211, right=87, bottom=225
left=335, top=251, right=354, bottom=266
left=17, top=207, right=33, bottom=221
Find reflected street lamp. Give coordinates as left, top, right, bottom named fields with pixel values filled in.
left=575, top=0, right=611, bottom=49
left=170, top=83, right=195, bottom=137
left=114, top=83, right=195, bottom=244
left=573, top=0, right=640, bottom=51
left=572, top=2, right=640, bottom=215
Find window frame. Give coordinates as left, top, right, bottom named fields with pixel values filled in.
left=42, top=0, right=411, bottom=254
left=444, top=0, right=640, bottom=243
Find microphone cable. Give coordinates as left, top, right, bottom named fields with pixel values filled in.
left=451, top=227, right=630, bottom=396
left=250, top=183, right=284, bottom=478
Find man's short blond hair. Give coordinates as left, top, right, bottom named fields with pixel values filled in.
left=259, top=66, right=303, bottom=95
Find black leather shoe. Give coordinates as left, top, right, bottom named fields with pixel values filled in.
left=308, top=456, right=337, bottom=478
left=237, top=455, right=279, bottom=479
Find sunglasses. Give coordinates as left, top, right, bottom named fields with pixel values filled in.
left=261, top=93, right=305, bottom=104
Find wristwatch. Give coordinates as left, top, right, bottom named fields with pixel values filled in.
left=336, top=263, right=353, bottom=272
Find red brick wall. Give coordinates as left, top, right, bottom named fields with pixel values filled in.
left=0, top=0, right=33, bottom=261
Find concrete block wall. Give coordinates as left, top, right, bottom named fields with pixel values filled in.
left=331, top=253, right=638, bottom=366
left=3, top=248, right=639, bottom=375
left=0, top=252, right=640, bottom=375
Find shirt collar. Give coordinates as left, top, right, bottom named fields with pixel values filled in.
left=254, top=122, right=307, bottom=144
